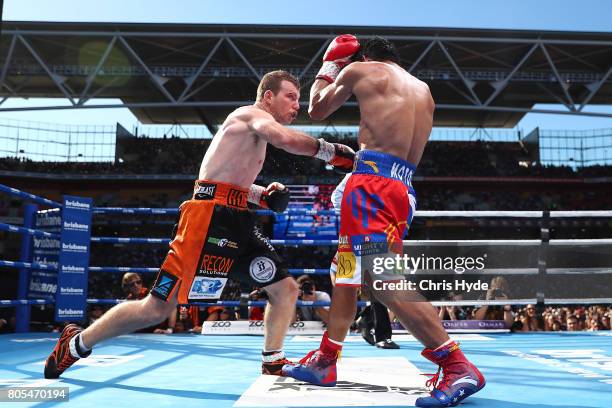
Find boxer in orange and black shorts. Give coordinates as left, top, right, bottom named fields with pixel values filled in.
left=151, top=180, right=289, bottom=304
left=45, top=70, right=355, bottom=381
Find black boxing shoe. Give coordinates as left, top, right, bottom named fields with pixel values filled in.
left=375, top=339, right=400, bottom=349
left=356, top=316, right=375, bottom=345
left=262, top=357, right=295, bottom=376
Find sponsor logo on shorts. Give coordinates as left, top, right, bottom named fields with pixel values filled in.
left=338, top=235, right=350, bottom=250
left=351, top=234, right=389, bottom=256
left=151, top=271, right=178, bottom=301
left=249, top=256, right=277, bottom=283
left=194, top=183, right=217, bottom=200
left=363, top=160, right=379, bottom=173
left=228, top=188, right=247, bottom=207
left=207, top=237, right=239, bottom=249
left=336, top=251, right=356, bottom=279
left=390, top=162, right=414, bottom=185
left=253, top=228, right=275, bottom=252
left=189, top=277, right=227, bottom=300
left=200, top=254, right=235, bottom=276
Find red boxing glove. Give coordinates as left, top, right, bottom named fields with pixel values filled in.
left=316, top=34, right=361, bottom=83
left=314, top=139, right=355, bottom=173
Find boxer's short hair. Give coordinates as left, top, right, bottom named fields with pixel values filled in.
left=361, top=36, right=400, bottom=63
left=257, top=70, right=300, bottom=101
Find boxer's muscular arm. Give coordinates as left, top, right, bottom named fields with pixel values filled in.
left=309, top=64, right=360, bottom=121
left=248, top=111, right=319, bottom=156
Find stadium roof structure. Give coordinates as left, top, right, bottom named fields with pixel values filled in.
left=1, top=21, right=612, bottom=131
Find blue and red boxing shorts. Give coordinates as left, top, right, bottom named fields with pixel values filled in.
left=336, top=150, right=417, bottom=287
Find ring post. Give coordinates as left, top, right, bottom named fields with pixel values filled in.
left=16, top=203, right=37, bottom=332
left=55, top=196, right=92, bottom=323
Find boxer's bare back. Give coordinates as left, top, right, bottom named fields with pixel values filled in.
left=311, top=60, right=434, bottom=166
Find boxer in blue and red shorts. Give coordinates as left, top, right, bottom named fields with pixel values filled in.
left=335, top=151, right=416, bottom=288
left=283, top=36, right=485, bottom=407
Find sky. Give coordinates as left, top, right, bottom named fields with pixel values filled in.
left=1, top=0, right=612, bottom=132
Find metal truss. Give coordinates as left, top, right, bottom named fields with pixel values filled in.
left=1, top=26, right=611, bottom=119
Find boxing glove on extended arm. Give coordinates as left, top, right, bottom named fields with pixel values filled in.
left=248, top=182, right=290, bottom=213
left=314, top=139, right=355, bottom=173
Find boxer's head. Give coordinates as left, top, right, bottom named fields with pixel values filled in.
left=256, top=70, right=301, bottom=125
left=359, top=36, right=400, bottom=64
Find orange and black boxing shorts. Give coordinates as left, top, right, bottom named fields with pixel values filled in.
left=150, top=180, right=289, bottom=304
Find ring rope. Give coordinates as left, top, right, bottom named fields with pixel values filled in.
left=5, top=261, right=609, bottom=276
left=88, top=237, right=611, bottom=246
left=0, top=259, right=58, bottom=271
left=3, top=298, right=611, bottom=308
left=92, top=207, right=612, bottom=218
left=88, top=266, right=329, bottom=275
left=0, top=299, right=55, bottom=306
left=0, top=222, right=61, bottom=239
left=0, top=183, right=62, bottom=208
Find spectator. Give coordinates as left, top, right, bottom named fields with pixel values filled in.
left=601, top=314, right=611, bottom=330
left=122, top=272, right=147, bottom=300
left=551, top=320, right=563, bottom=331
left=249, top=289, right=267, bottom=321
left=472, top=277, right=514, bottom=328
left=0, top=317, right=11, bottom=334
left=587, top=317, right=603, bottom=331
left=522, top=304, right=543, bottom=331
left=357, top=301, right=399, bottom=349
left=566, top=315, right=580, bottom=331
left=87, top=305, right=106, bottom=327
left=296, top=275, right=330, bottom=324
left=175, top=306, right=201, bottom=333
left=204, top=306, right=238, bottom=322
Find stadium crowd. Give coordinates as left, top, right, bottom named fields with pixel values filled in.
left=437, top=303, right=611, bottom=332
left=2, top=135, right=612, bottom=178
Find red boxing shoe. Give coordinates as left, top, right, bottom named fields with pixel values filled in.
left=416, top=341, right=485, bottom=407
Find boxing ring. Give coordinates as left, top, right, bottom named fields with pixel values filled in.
left=1, top=183, right=612, bottom=407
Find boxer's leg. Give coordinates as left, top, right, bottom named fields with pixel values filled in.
left=368, top=280, right=448, bottom=349
left=44, top=287, right=179, bottom=379
left=81, top=291, right=178, bottom=348
left=262, top=276, right=299, bottom=352
left=326, top=285, right=360, bottom=341
left=237, top=224, right=296, bottom=375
